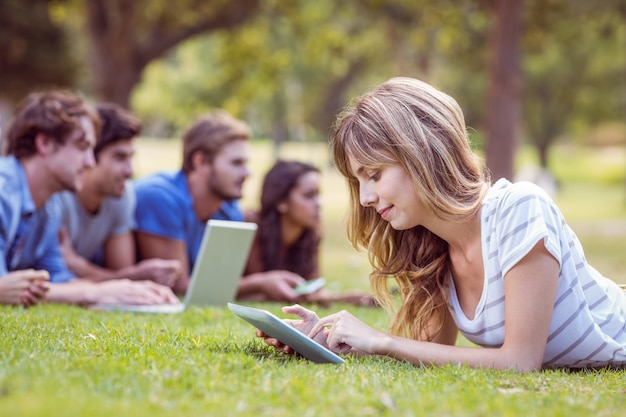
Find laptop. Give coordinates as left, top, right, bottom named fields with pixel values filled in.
left=91, top=219, right=257, bottom=313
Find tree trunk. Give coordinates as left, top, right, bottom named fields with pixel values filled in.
left=485, top=0, right=524, bottom=181
left=271, top=90, right=288, bottom=160
left=317, top=60, right=364, bottom=137
left=86, top=1, right=142, bottom=108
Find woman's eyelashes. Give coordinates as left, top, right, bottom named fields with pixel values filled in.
left=368, top=170, right=380, bottom=181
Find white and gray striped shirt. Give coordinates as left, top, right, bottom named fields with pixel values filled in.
left=447, top=179, right=626, bottom=369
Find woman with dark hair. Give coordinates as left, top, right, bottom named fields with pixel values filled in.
left=241, top=160, right=374, bottom=306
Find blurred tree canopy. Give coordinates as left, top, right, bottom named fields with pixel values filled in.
left=523, top=0, right=626, bottom=167
left=132, top=0, right=481, bottom=139
left=1, top=0, right=625, bottom=178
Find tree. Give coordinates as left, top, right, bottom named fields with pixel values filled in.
left=523, top=0, right=625, bottom=169
left=84, top=0, right=260, bottom=108
left=485, top=0, right=524, bottom=181
left=132, top=0, right=392, bottom=141
left=0, top=0, right=78, bottom=141
left=132, top=0, right=470, bottom=142
left=130, top=0, right=626, bottom=170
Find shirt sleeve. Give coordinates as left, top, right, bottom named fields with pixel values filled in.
left=134, top=181, right=186, bottom=240
left=37, top=239, right=76, bottom=283
left=0, top=192, right=15, bottom=276
left=0, top=228, right=10, bottom=277
left=493, top=181, right=563, bottom=277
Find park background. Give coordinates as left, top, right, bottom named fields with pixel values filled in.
left=1, top=1, right=626, bottom=416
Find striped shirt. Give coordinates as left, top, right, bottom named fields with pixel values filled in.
left=447, top=179, right=626, bottom=369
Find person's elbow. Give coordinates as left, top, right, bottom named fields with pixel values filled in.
left=498, top=346, right=544, bottom=372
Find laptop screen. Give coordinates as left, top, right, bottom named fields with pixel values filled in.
left=183, top=219, right=257, bottom=307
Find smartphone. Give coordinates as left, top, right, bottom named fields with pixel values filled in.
left=293, top=277, right=326, bottom=296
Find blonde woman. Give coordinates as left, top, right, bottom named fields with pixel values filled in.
left=260, top=77, right=626, bottom=371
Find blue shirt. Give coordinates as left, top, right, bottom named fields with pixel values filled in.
left=0, top=156, right=75, bottom=283
left=133, top=169, right=243, bottom=270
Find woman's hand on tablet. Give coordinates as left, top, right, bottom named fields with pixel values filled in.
left=256, top=304, right=327, bottom=353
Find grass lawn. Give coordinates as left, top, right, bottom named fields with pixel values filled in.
left=2, top=304, right=625, bottom=417
left=1, top=140, right=625, bottom=416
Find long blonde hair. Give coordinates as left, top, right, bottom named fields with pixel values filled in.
left=331, top=77, right=490, bottom=340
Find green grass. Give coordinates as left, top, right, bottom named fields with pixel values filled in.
left=2, top=305, right=625, bottom=417
left=2, top=140, right=625, bottom=416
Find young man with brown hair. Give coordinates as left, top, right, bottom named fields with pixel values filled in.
left=134, top=111, right=306, bottom=300
left=57, top=103, right=182, bottom=289
left=0, top=90, right=178, bottom=306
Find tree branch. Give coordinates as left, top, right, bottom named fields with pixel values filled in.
left=137, top=0, right=260, bottom=67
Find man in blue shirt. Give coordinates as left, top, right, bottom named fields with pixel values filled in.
left=0, top=90, right=178, bottom=306
left=134, top=111, right=306, bottom=300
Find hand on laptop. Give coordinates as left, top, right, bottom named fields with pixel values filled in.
left=256, top=304, right=328, bottom=354
left=133, top=258, right=183, bottom=288
left=90, top=279, right=179, bottom=305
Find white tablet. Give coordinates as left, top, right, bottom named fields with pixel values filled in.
left=228, top=303, right=345, bottom=364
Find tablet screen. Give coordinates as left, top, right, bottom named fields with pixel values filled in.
left=228, top=303, right=345, bottom=364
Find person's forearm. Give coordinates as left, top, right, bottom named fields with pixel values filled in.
left=236, top=273, right=268, bottom=298
left=64, top=255, right=120, bottom=282
left=105, top=264, right=144, bottom=281
left=66, top=256, right=151, bottom=283
left=375, top=335, right=542, bottom=372
left=45, top=280, right=99, bottom=305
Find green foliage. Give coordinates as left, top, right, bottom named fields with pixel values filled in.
left=131, top=0, right=626, bottom=178
left=132, top=0, right=487, bottom=139
left=523, top=0, right=626, bottom=158
left=3, top=0, right=626, bottom=162
left=131, top=39, right=223, bottom=136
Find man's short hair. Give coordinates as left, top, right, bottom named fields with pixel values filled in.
left=181, top=111, right=250, bottom=174
left=94, top=103, right=142, bottom=160
left=5, top=90, right=100, bottom=159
